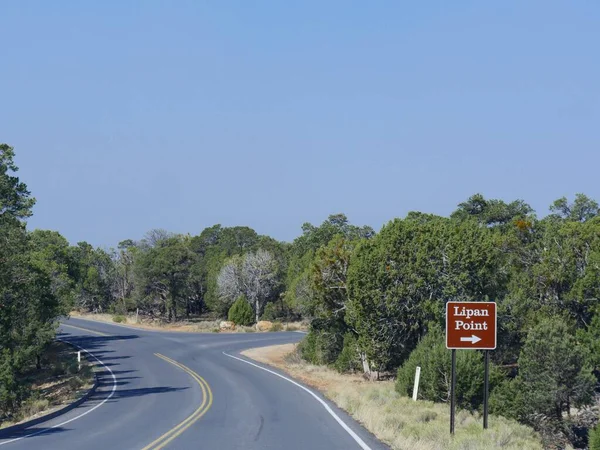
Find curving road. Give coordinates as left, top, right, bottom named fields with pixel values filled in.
left=0, top=318, right=387, bottom=450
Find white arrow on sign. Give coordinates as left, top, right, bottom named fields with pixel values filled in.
left=460, top=335, right=482, bottom=344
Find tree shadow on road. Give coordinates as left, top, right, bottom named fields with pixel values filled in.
left=0, top=426, right=68, bottom=440
left=97, top=386, right=189, bottom=401
left=0, top=332, right=191, bottom=443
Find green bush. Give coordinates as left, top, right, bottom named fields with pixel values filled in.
left=261, top=302, right=282, bottom=321
left=299, top=329, right=343, bottom=366
left=590, top=425, right=600, bottom=450
left=577, top=305, right=600, bottom=377
left=228, top=297, right=254, bottom=326
left=489, top=377, right=525, bottom=421
left=491, top=317, right=596, bottom=449
left=65, top=359, right=80, bottom=375
left=109, top=298, right=136, bottom=316
left=396, top=325, right=494, bottom=410
left=112, top=315, right=126, bottom=323
left=517, top=317, right=595, bottom=422
left=0, top=362, right=22, bottom=419
left=334, top=332, right=362, bottom=373
left=18, top=398, right=49, bottom=420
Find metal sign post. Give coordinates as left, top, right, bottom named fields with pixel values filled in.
left=450, top=349, right=456, bottom=434
left=446, top=301, right=497, bottom=433
left=483, top=350, right=489, bottom=429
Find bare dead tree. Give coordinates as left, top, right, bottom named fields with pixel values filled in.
left=217, top=250, right=279, bottom=323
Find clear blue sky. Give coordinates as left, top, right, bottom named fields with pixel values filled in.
left=2, top=1, right=599, bottom=248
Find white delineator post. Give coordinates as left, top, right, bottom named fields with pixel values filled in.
left=412, top=366, right=421, bottom=401
left=77, top=351, right=81, bottom=371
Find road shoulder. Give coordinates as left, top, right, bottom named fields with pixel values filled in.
left=0, top=341, right=97, bottom=437
left=240, top=344, right=543, bottom=450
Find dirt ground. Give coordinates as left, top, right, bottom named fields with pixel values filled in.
left=1, top=341, right=94, bottom=429
left=69, top=311, right=308, bottom=333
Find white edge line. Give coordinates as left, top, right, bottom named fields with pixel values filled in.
left=0, top=339, right=118, bottom=446
left=222, top=352, right=372, bottom=450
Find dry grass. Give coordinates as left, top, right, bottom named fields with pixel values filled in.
left=242, top=344, right=543, bottom=450
left=69, top=311, right=221, bottom=333
left=0, top=341, right=94, bottom=428
left=69, top=311, right=308, bottom=333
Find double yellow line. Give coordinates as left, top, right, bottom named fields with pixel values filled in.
left=142, top=353, right=213, bottom=450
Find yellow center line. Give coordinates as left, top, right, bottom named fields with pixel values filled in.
left=61, top=323, right=109, bottom=336
left=141, top=353, right=213, bottom=450
left=149, top=355, right=208, bottom=448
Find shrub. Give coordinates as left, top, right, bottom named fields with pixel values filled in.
left=19, top=398, right=49, bottom=419
left=577, top=305, right=600, bottom=381
left=334, top=333, right=362, bottom=373
left=299, top=328, right=344, bottom=366
left=109, top=298, right=136, bottom=316
left=590, top=425, right=600, bottom=450
left=228, top=297, right=254, bottom=326
left=269, top=321, right=283, bottom=332
left=491, top=317, right=596, bottom=449
left=112, top=315, right=126, bottom=323
left=0, top=358, right=24, bottom=419
left=396, top=325, right=494, bottom=410
left=517, top=317, right=595, bottom=422
left=261, top=302, right=282, bottom=321
left=489, top=377, right=525, bottom=421
left=65, top=359, right=80, bottom=375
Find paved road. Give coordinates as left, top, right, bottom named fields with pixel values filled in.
left=0, top=318, right=388, bottom=450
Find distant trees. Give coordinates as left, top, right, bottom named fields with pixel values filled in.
left=132, top=235, right=194, bottom=321
left=217, top=249, right=281, bottom=324
left=451, top=193, right=534, bottom=227
left=111, top=240, right=136, bottom=313
left=47, top=224, right=289, bottom=323
left=2, top=141, right=599, bottom=446
left=69, top=242, right=114, bottom=313
left=285, top=214, right=374, bottom=319
left=550, top=193, right=600, bottom=222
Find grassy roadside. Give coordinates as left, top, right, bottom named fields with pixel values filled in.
left=69, top=311, right=307, bottom=333
left=0, top=341, right=94, bottom=429
left=241, top=344, right=543, bottom=450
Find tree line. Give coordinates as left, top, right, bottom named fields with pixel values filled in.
left=1, top=143, right=599, bottom=447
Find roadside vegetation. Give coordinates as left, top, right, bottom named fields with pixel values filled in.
left=0, top=341, right=93, bottom=428
left=243, top=344, right=542, bottom=450
left=2, top=142, right=599, bottom=447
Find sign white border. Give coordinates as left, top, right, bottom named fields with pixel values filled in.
left=446, top=301, right=497, bottom=350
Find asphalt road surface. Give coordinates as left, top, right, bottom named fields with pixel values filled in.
left=0, top=318, right=388, bottom=450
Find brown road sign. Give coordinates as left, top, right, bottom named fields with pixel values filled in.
left=446, top=301, right=497, bottom=350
